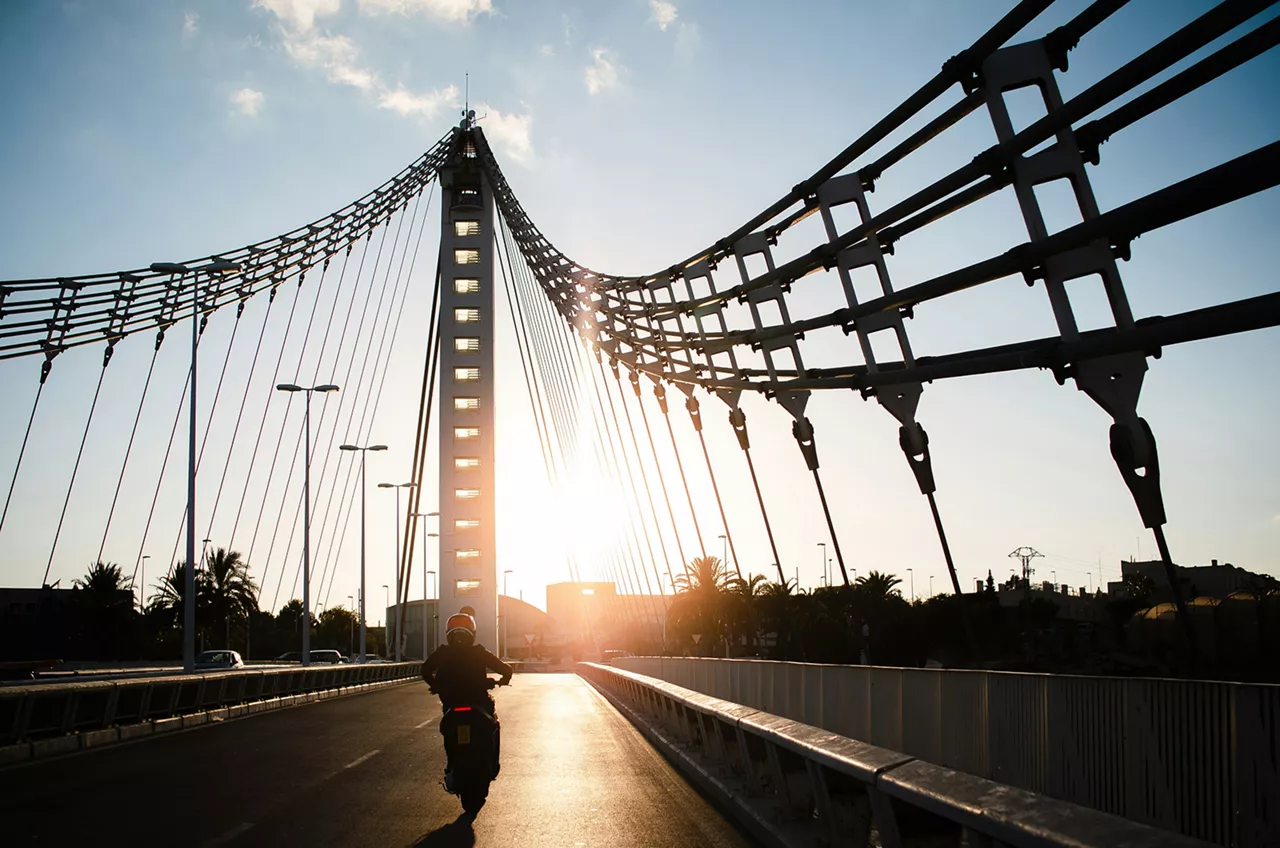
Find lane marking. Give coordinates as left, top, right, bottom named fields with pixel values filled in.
left=344, top=749, right=381, bottom=769
left=203, top=822, right=254, bottom=846
left=415, top=718, right=436, bottom=729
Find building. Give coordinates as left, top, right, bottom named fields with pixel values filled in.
left=387, top=595, right=554, bottom=660
left=546, top=581, right=668, bottom=650
left=1108, top=559, right=1277, bottom=602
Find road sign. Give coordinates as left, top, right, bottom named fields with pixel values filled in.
left=523, top=633, right=536, bottom=646
left=691, top=634, right=702, bottom=644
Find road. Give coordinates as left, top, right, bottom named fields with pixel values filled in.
left=0, top=673, right=754, bottom=847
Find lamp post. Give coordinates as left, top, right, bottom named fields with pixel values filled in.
left=817, top=543, right=827, bottom=589
left=502, top=569, right=514, bottom=659
left=152, top=259, right=239, bottom=671
left=930, top=575, right=934, bottom=597
left=277, top=381, right=340, bottom=667
left=139, top=555, right=150, bottom=612
left=427, top=569, right=437, bottom=654
left=908, top=567, right=915, bottom=602
left=718, top=534, right=728, bottom=569
left=378, top=482, right=416, bottom=661
left=414, top=511, right=439, bottom=661
left=339, top=443, right=387, bottom=663
left=347, top=595, right=355, bottom=656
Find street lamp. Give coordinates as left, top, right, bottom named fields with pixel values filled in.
left=339, top=442, right=387, bottom=662
left=427, top=569, right=437, bottom=654
left=140, top=555, right=150, bottom=612
left=382, top=582, right=389, bottom=644
left=277, top=381, right=340, bottom=667
left=347, top=595, right=355, bottom=657
left=153, top=258, right=240, bottom=671
left=718, top=534, right=728, bottom=569
left=378, top=481, right=416, bottom=661
left=414, top=511, right=439, bottom=661
left=502, top=569, right=514, bottom=659
left=908, top=567, right=915, bottom=601
left=817, top=543, right=827, bottom=589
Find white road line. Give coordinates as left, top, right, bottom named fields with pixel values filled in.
left=344, top=749, right=381, bottom=769
left=414, top=718, right=435, bottom=729
left=203, top=822, right=254, bottom=846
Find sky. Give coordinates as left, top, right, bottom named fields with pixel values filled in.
left=0, top=0, right=1276, bottom=616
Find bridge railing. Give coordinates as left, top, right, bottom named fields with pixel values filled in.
left=0, top=662, right=422, bottom=748
left=612, top=657, right=1278, bottom=848
left=581, top=662, right=1214, bottom=848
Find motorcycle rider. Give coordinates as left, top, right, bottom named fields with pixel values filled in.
left=421, top=610, right=512, bottom=791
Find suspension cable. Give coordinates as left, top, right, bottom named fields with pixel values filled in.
left=631, top=374, right=689, bottom=571
left=0, top=362, right=50, bottom=539
left=98, top=339, right=162, bottom=565
left=727, top=407, right=787, bottom=586
left=327, top=189, right=429, bottom=610
left=653, top=383, right=706, bottom=560
left=203, top=286, right=285, bottom=543
left=44, top=347, right=113, bottom=583
left=684, top=394, right=742, bottom=579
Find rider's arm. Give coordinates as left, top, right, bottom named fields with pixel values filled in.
left=421, top=647, right=443, bottom=688
left=483, top=649, right=514, bottom=684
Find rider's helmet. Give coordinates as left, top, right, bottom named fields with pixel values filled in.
left=446, top=612, right=477, bottom=647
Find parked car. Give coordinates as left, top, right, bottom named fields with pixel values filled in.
left=194, top=650, right=245, bottom=671
left=273, top=650, right=346, bottom=664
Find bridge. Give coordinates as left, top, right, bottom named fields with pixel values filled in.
left=1, top=0, right=1277, bottom=845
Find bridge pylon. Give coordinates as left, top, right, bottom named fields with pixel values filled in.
left=435, top=120, right=498, bottom=651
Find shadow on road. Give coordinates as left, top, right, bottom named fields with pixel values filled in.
left=411, top=815, right=476, bottom=848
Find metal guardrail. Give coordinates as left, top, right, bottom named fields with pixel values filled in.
left=0, top=662, right=422, bottom=746
left=581, top=662, right=1215, bottom=848
left=614, top=657, right=1279, bottom=848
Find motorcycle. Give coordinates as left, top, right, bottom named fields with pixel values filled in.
left=439, top=676, right=508, bottom=814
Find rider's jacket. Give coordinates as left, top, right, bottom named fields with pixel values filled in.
left=421, top=643, right=513, bottom=711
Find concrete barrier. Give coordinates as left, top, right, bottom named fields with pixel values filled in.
left=582, top=662, right=1216, bottom=848
left=0, top=662, right=422, bottom=748
left=615, top=657, right=1279, bottom=848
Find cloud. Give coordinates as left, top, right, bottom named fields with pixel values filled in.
left=539, top=44, right=555, bottom=57
left=378, top=84, right=460, bottom=117
left=357, top=0, right=493, bottom=22
left=252, top=0, right=340, bottom=32
left=477, top=104, right=533, bottom=163
left=283, top=32, right=380, bottom=90
left=231, top=88, right=265, bottom=117
left=182, top=11, right=199, bottom=38
left=649, top=0, right=677, bottom=31
left=584, top=48, right=620, bottom=95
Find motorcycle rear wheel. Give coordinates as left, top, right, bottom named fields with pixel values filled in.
left=460, top=784, right=489, bottom=815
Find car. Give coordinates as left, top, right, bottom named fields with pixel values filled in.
left=273, top=650, right=346, bottom=664
left=194, top=650, right=245, bottom=671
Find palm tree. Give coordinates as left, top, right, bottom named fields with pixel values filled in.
left=75, top=561, right=132, bottom=595
left=728, top=573, right=769, bottom=655
left=152, top=563, right=197, bottom=627
left=855, top=570, right=903, bottom=602
left=672, top=556, right=733, bottom=654
left=673, top=555, right=732, bottom=595
left=203, top=547, right=258, bottom=648
left=72, top=561, right=134, bottom=658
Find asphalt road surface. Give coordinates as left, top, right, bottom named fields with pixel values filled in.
left=0, top=673, right=754, bottom=847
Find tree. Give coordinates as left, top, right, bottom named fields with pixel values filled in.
left=152, top=563, right=203, bottom=628
left=74, top=561, right=132, bottom=597
left=70, top=561, right=135, bottom=659
left=203, top=547, right=258, bottom=649
left=316, top=606, right=357, bottom=653
left=670, top=556, right=733, bottom=655
left=854, top=571, right=903, bottom=602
